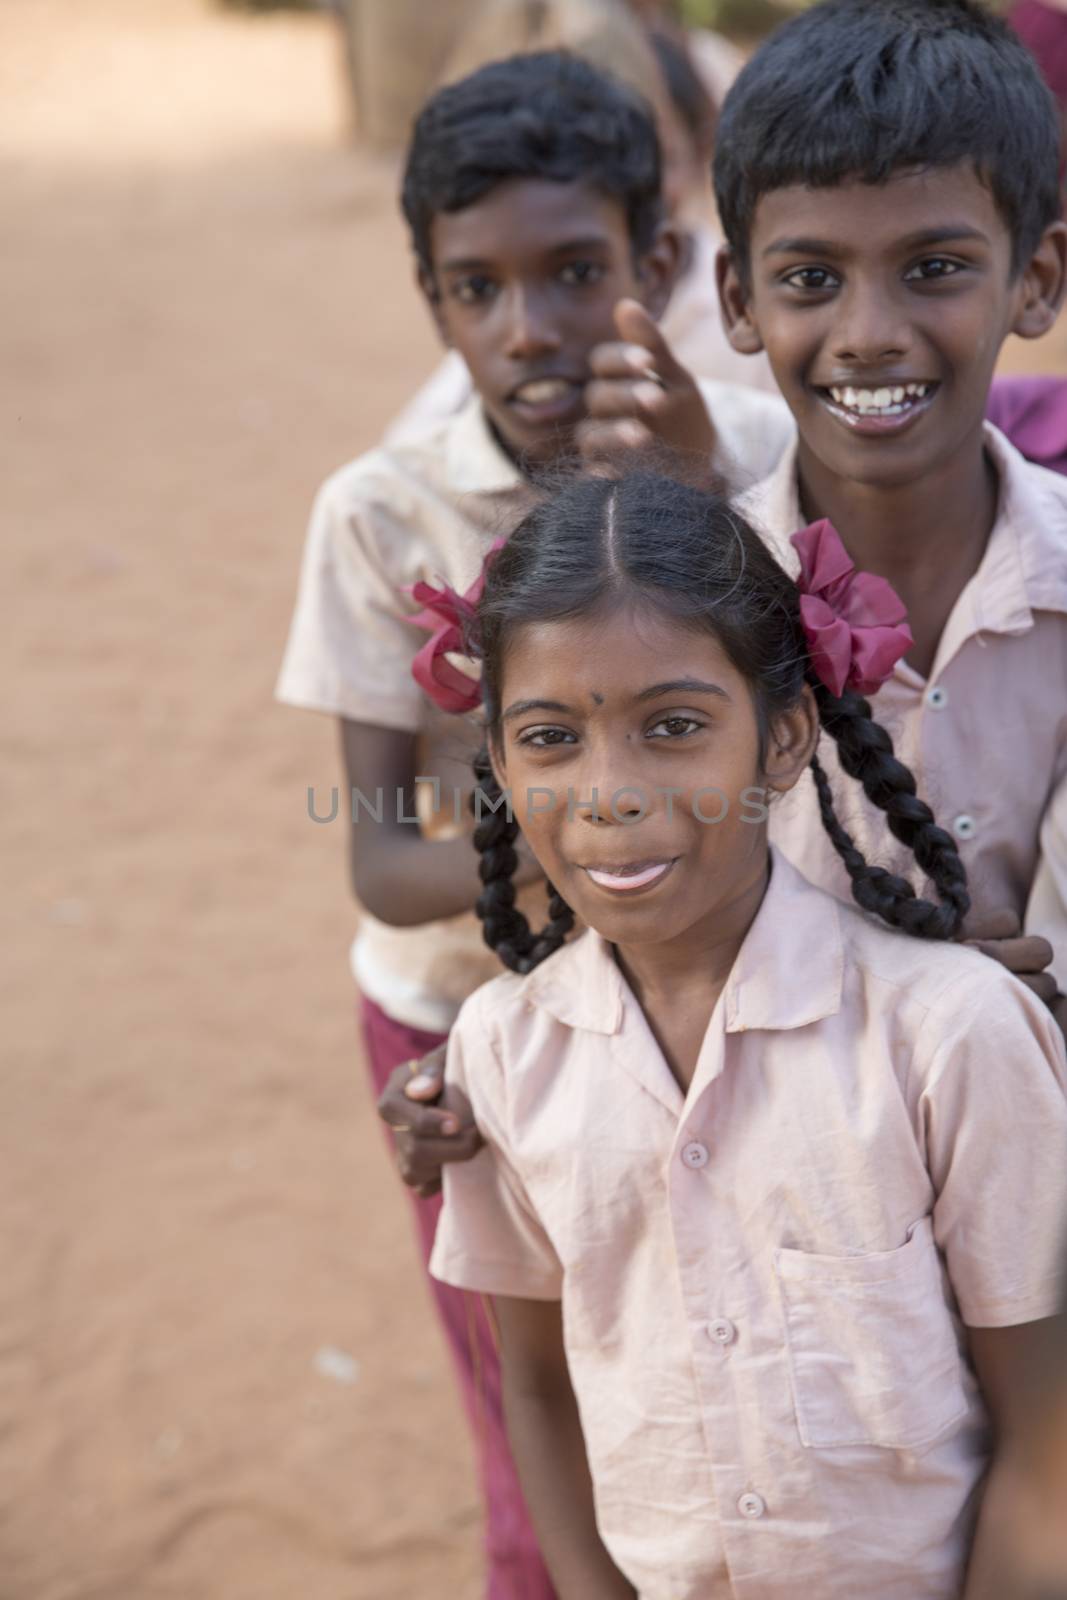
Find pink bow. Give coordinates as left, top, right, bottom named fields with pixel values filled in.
left=405, top=538, right=506, bottom=714
left=790, top=519, right=913, bottom=698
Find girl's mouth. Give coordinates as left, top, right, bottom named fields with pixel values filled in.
left=816, top=380, right=938, bottom=436
left=582, top=858, right=677, bottom=894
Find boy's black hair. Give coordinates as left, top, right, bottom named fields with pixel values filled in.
left=713, top=0, right=1062, bottom=278
left=401, top=50, right=663, bottom=280
left=467, top=469, right=969, bottom=974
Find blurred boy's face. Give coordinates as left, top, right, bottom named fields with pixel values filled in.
left=718, top=165, right=1066, bottom=492
left=422, top=177, right=674, bottom=468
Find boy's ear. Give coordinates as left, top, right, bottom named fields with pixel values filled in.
left=416, top=263, right=451, bottom=347
left=635, top=221, right=682, bottom=321
left=763, top=686, right=819, bottom=796
left=1011, top=220, right=1067, bottom=341
left=716, top=245, right=765, bottom=356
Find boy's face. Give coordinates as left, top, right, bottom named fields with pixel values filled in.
left=422, top=177, right=673, bottom=468
left=718, top=165, right=1066, bottom=491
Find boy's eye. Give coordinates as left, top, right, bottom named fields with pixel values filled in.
left=904, top=257, right=963, bottom=282
left=647, top=716, right=702, bottom=739
left=452, top=275, right=497, bottom=305
left=558, top=260, right=605, bottom=287
left=781, top=265, right=839, bottom=292
left=517, top=726, right=576, bottom=748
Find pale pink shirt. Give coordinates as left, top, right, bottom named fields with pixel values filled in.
left=740, top=424, right=1067, bottom=990
left=431, top=851, right=1067, bottom=1600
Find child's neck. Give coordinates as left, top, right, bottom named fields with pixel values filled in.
left=612, top=858, right=769, bottom=1095
left=795, top=427, right=999, bottom=680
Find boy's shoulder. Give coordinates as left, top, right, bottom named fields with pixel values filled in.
left=316, top=394, right=520, bottom=525
left=833, top=884, right=1058, bottom=1058
left=992, top=425, right=1067, bottom=612
left=738, top=422, right=1067, bottom=615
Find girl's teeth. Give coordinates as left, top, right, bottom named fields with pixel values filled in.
left=585, top=862, right=671, bottom=891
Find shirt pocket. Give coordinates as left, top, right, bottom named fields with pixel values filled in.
left=775, top=1215, right=969, bottom=1451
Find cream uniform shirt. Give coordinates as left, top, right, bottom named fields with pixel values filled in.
left=277, top=387, right=793, bottom=1030
left=740, top=423, right=1067, bottom=991
left=431, top=850, right=1067, bottom=1600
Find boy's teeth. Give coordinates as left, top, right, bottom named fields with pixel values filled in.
left=827, top=381, right=930, bottom=414
left=515, top=378, right=571, bottom=404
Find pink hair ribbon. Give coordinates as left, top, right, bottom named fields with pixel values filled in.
left=790, top=518, right=914, bottom=698
left=406, top=537, right=506, bottom=714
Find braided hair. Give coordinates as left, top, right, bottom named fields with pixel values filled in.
left=469, top=470, right=969, bottom=972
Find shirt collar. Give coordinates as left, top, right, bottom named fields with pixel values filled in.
left=521, top=849, right=844, bottom=1038
left=444, top=394, right=526, bottom=497
left=738, top=421, right=1067, bottom=658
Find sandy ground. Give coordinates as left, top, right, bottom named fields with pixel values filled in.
left=2, top=5, right=1064, bottom=1599
left=1, top=4, right=479, bottom=1598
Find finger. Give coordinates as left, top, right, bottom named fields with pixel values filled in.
left=403, top=1043, right=447, bottom=1101
left=378, top=1094, right=466, bottom=1138
left=585, top=377, right=672, bottom=421
left=964, top=909, right=1022, bottom=941
left=588, top=339, right=661, bottom=382
left=577, top=418, right=655, bottom=462
left=966, top=935, right=1054, bottom=975
left=612, top=297, right=686, bottom=382
left=1016, top=973, right=1060, bottom=1005
left=402, top=1128, right=485, bottom=1166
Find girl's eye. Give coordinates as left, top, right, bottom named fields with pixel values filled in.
left=558, top=260, right=605, bottom=287
left=647, top=716, right=702, bottom=739
left=781, top=265, right=839, bottom=292
left=904, top=257, right=963, bottom=282
left=452, top=275, right=497, bottom=305
left=518, top=727, right=576, bottom=748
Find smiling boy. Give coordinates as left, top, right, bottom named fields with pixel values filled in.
left=709, top=0, right=1067, bottom=1016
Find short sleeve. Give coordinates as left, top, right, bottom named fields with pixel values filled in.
left=430, top=996, right=564, bottom=1302
left=274, top=466, right=426, bottom=731
left=921, top=973, right=1067, bottom=1327
left=1025, top=764, right=1067, bottom=993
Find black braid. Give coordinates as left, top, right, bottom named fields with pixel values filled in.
left=811, top=685, right=970, bottom=940
left=470, top=747, right=575, bottom=974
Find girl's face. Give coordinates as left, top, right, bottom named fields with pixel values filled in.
left=492, top=602, right=817, bottom=950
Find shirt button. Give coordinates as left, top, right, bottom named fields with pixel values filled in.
left=709, top=1317, right=737, bottom=1346
left=926, top=685, right=949, bottom=710
left=738, top=1492, right=766, bottom=1520
left=953, top=814, right=977, bottom=841
left=681, top=1140, right=709, bottom=1170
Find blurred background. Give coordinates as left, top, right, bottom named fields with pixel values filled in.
left=2, top=2, right=1063, bottom=1598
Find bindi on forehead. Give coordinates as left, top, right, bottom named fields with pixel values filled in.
left=590, top=691, right=605, bottom=706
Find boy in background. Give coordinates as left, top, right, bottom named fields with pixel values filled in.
left=710, top=0, right=1067, bottom=1018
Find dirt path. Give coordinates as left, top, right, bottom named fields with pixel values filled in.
left=3, top=6, right=1063, bottom=1599
left=1, top=5, right=479, bottom=1597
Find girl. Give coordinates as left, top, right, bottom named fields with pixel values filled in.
left=427, top=471, right=1067, bottom=1600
